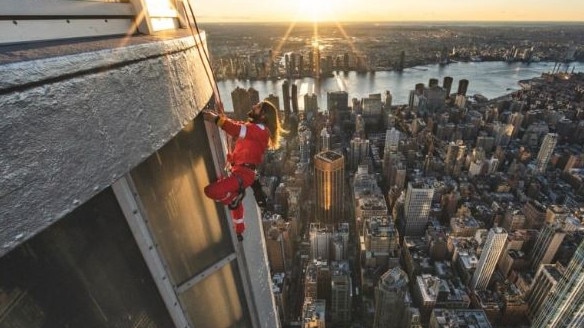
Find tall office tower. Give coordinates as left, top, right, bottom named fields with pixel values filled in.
left=330, top=262, right=352, bottom=327
left=332, top=223, right=350, bottom=261
left=231, top=86, right=253, bottom=120
left=457, top=79, right=469, bottom=96
left=523, top=200, right=547, bottom=229
left=314, top=45, right=321, bottom=78
left=310, top=223, right=332, bottom=260
left=409, top=84, right=429, bottom=114
left=509, top=112, right=524, bottom=138
left=355, top=114, right=365, bottom=138
left=304, top=93, right=318, bottom=117
left=316, top=263, right=332, bottom=306
left=291, top=83, right=299, bottom=114
left=443, top=76, right=453, bottom=98
left=532, top=241, right=584, bottom=327
left=384, top=90, right=393, bottom=108
left=327, top=91, right=349, bottom=112
left=536, top=133, right=558, bottom=173
left=298, top=54, right=304, bottom=75
left=265, top=221, right=287, bottom=273
left=526, top=263, right=565, bottom=322
left=397, top=50, right=405, bottom=71
left=248, top=87, right=260, bottom=105
left=403, top=181, right=434, bottom=236
left=444, top=140, right=466, bottom=177
left=362, top=93, right=383, bottom=116
left=282, top=80, right=291, bottom=118
left=274, top=182, right=289, bottom=216
left=308, top=50, right=314, bottom=75
left=364, top=218, right=400, bottom=262
left=314, top=151, right=345, bottom=225
left=471, top=227, right=508, bottom=290
left=373, top=267, right=410, bottom=328
left=349, top=137, right=370, bottom=171
left=385, top=127, right=401, bottom=153
left=428, top=78, right=439, bottom=88
left=265, top=93, right=280, bottom=110
left=530, top=223, right=566, bottom=271
left=389, top=156, right=407, bottom=190
left=298, top=122, right=312, bottom=163
left=319, top=127, right=330, bottom=152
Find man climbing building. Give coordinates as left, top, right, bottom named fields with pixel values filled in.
left=203, top=100, right=285, bottom=241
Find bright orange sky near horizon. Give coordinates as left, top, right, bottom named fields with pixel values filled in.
left=194, top=0, right=584, bottom=23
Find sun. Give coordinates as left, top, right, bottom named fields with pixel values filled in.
left=296, top=0, right=339, bottom=22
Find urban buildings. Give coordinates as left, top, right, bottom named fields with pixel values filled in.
left=373, top=268, right=410, bottom=328
left=536, top=133, right=558, bottom=173
left=314, top=150, right=345, bottom=226
left=470, top=228, right=508, bottom=290
left=402, top=181, right=435, bottom=236
left=531, top=241, right=584, bottom=327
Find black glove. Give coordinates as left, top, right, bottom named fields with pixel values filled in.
left=251, top=179, right=267, bottom=209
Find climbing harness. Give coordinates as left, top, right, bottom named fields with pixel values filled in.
left=228, top=174, right=246, bottom=210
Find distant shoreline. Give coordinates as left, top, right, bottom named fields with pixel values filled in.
left=200, top=21, right=584, bottom=26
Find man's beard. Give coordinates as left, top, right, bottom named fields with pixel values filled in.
left=248, top=110, right=262, bottom=122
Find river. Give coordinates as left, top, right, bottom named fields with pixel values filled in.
left=216, top=61, right=584, bottom=111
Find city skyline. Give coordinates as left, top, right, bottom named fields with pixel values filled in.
left=195, top=0, right=584, bottom=23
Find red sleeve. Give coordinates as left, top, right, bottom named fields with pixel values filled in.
left=217, top=116, right=242, bottom=138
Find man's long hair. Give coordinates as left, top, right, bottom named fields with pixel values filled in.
left=260, top=100, right=286, bottom=150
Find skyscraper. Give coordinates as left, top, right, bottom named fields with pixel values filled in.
left=349, top=137, right=370, bottom=171
left=526, top=263, right=564, bottom=322
left=330, top=262, right=352, bottom=327
left=231, top=86, right=253, bottom=120
left=304, top=93, right=318, bottom=118
left=443, top=76, right=453, bottom=98
left=265, top=93, right=280, bottom=110
left=310, top=222, right=332, bottom=260
left=457, top=79, right=469, bottom=96
left=385, top=127, right=401, bottom=153
left=314, top=151, right=345, bottom=225
left=282, top=80, right=291, bottom=118
left=532, top=241, right=584, bottom=327
left=291, top=83, right=299, bottom=114
left=530, top=223, right=566, bottom=271
left=248, top=87, right=260, bottom=105
left=403, top=181, right=434, bottom=236
left=536, top=133, right=558, bottom=173
left=327, top=91, right=349, bottom=112
left=471, top=227, right=508, bottom=290
left=373, top=267, right=410, bottom=328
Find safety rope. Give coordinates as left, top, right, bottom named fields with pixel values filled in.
left=182, top=0, right=221, bottom=109
left=181, top=0, right=234, bottom=169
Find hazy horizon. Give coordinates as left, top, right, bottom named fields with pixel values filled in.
left=195, top=0, right=584, bottom=23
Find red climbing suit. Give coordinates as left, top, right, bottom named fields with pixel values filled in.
left=204, top=115, right=270, bottom=236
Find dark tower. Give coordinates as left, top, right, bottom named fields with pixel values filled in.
left=291, top=83, right=299, bottom=114
left=457, top=79, right=469, bottom=96
left=415, top=83, right=425, bottom=95
left=282, top=80, right=291, bottom=118
left=428, top=78, right=439, bottom=88
left=443, top=76, right=453, bottom=98
left=398, top=50, right=405, bottom=72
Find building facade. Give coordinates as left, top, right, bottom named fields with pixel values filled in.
left=314, top=150, right=345, bottom=225
left=0, top=2, right=278, bottom=327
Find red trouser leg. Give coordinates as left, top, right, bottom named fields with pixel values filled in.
left=204, top=170, right=254, bottom=235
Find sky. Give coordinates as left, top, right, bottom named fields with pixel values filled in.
left=193, top=0, right=584, bottom=23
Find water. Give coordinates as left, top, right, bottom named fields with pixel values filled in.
left=216, top=61, right=584, bottom=111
